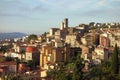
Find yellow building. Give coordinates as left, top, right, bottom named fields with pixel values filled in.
left=40, top=45, right=69, bottom=70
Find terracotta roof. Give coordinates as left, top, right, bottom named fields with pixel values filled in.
left=26, top=46, right=38, bottom=52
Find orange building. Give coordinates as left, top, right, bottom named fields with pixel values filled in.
left=25, top=46, right=40, bottom=65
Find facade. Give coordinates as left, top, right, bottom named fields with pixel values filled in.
left=40, top=45, right=70, bottom=70
left=55, top=29, right=67, bottom=39
left=81, top=45, right=93, bottom=61
left=66, top=35, right=80, bottom=47
left=25, top=46, right=40, bottom=65
left=16, top=46, right=26, bottom=53
left=76, top=24, right=89, bottom=33
left=81, top=34, right=94, bottom=46
left=100, top=34, right=110, bottom=47
left=4, top=52, right=25, bottom=60
left=67, top=27, right=76, bottom=35
left=92, top=47, right=109, bottom=60
left=40, top=45, right=53, bottom=69
left=50, top=28, right=59, bottom=36
left=81, top=33, right=99, bottom=46
left=109, top=33, right=120, bottom=47
left=0, top=61, right=17, bottom=73
left=13, top=43, right=27, bottom=53
left=18, top=62, right=30, bottom=74
left=54, top=39, right=64, bottom=48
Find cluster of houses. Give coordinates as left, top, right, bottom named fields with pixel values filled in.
left=0, top=18, right=120, bottom=79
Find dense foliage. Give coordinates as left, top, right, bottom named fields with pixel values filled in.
left=28, top=34, right=37, bottom=43
left=0, top=45, right=13, bottom=53
left=111, top=44, right=119, bottom=74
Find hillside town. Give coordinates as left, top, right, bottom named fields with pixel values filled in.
left=0, top=18, right=120, bottom=80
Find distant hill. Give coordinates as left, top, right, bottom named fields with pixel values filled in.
left=0, top=32, right=27, bottom=40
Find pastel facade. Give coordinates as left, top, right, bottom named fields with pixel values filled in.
left=25, top=46, right=40, bottom=65
left=92, top=47, right=109, bottom=60
left=40, top=45, right=69, bottom=70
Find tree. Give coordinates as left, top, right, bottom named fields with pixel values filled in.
left=47, top=66, right=72, bottom=80
left=0, top=45, right=13, bottom=53
left=1, top=73, right=21, bottom=80
left=47, top=69, right=58, bottom=78
left=72, top=54, right=84, bottom=80
left=27, top=60, right=35, bottom=70
left=40, top=32, right=49, bottom=42
left=111, top=44, right=119, bottom=74
left=89, top=22, right=95, bottom=27
left=55, top=70, right=68, bottom=80
left=100, top=60, right=111, bottom=74
left=88, top=66, right=104, bottom=80
left=28, top=34, right=37, bottom=43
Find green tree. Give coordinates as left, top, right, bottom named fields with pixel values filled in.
left=40, top=32, right=49, bottom=42
left=47, top=65, right=72, bottom=80
left=100, top=60, right=111, bottom=73
left=89, top=66, right=104, bottom=80
left=0, top=45, right=12, bottom=53
left=47, top=69, right=58, bottom=78
left=27, top=60, right=35, bottom=70
left=1, top=73, right=21, bottom=80
left=111, top=44, right=119, bottom=74
left=55, top=70, right=68, bottom=80
left=72, top=54, right=84, bottom=80
left=28, top=34, right=37, bottom=43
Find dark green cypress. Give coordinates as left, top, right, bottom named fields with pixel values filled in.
left=111, top=44, right=119, bottom=74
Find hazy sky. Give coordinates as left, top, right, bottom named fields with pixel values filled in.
left=0, top=0, right=120, bottom=35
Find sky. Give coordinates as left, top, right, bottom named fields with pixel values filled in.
left=0, top=0, right=120, bottom=35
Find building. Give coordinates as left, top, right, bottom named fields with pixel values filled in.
left=81, top=33, right=99, bottom=46
left=54, top=39, right=64, bottom=48
left=50, top=28, right=59, bottom=36
left=4, top=52, right=25, bottom=60
left=18, top=62, right=30, bottom=74
left=66, top=35, right=80, bottom=47
left=40, top=44, right=70, bottom=70
left=25, top=46, right=40, bottom=65
left=92, top=47, right=109, bottom=60
left=109, top=33, right=120, bottom=47
left=76, top=24, right=89, bottom=33
left=80, top=45, right=93, bottom=61
left=67, top=27, right=76, bottom=35
left=54, top=29, right=68, bottom=40
left=100, top=35, right=110, bottom=47
left=13, top=43, right=27, bottom=53
left=0, top=61, right=17, bottom=73
left=81, top=34, right=94, bottom=46
left=63, top=18, right=68, bottom=28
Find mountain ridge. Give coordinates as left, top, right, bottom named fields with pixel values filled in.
left=0, top=32, right=27, bottom=40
